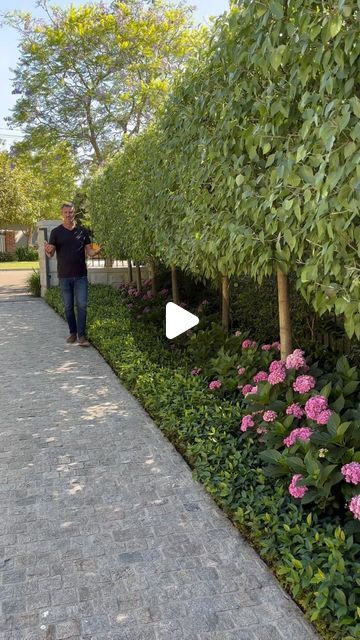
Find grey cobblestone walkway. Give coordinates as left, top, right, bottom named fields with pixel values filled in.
left=0, top=293, right=320, bottom=640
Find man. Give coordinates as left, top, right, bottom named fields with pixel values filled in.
left=44, top=202, right=101, bottom=346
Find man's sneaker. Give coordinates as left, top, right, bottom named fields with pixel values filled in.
left=78, top=336, right=90, bottom=347
left=66, top=334, right=77, bottom=344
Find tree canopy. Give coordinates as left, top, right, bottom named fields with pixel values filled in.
left=5, top=0, right=204, bottom=165
left=87, top=0, right=360, bottom=339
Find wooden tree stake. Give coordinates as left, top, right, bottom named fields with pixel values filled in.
left=171, top=265, right=179, bottom=304
left=277, top=268, right=292, bottom=359
left=222, top=275, right=230, bottom=332
left=135, top=262, right=142, bottom=291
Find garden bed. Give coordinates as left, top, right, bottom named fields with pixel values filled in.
left=46, top=283, right=360, bottom=640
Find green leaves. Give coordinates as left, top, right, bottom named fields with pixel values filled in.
left=6, top=1, right=201, bottom=166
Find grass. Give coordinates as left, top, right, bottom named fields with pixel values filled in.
left=0, top=261, right=40, bottom=270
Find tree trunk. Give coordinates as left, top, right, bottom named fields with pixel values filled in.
left=135, top=263, right=142, bottom=292
left=221, top=275, right=230, bottom=332
left=127, top=259, right=133, bottom=283
left=277, top=269, right=292, bottom=359
left=149, top=259, right=157, bottom=295
left=26, top=227, right=34, bottom=248
left=171, top=265, right=179, bottom=304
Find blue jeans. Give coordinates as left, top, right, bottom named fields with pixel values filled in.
left=59, top=276, right=88, bottom=338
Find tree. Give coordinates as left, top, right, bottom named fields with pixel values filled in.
left=14, top=140, right=78, bottom=220
left=5, top=0, right=204, bottom=166
left=0, top=150, right=42, bottom=238
left=0, top=141, right=78, bottom=243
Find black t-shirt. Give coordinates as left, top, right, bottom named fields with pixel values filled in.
left=49, top=224, right=91, bottom=278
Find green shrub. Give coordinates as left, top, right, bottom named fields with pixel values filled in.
left=0, top=251, right=14, bottom=262
left=26, top=270, right=41, bottom=296
left=15, top=246, right=39, bottom=261
left=45, top=284, right=360, bottom=640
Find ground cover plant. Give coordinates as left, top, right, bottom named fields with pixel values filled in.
left=46, top=283, right=360, bottom=640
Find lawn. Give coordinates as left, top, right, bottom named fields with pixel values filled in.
left=0, top=262, right=39, bottom=270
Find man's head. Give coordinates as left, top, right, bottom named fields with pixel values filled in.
left=61, top=202, right=75, bottom=225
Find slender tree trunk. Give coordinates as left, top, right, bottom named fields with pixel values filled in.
left=26, top=227, right=34, bottom=248
left=171, top=265, right=179, bottom=304
left=277, top=269, right=292, bottom=359
left=221, top=275, right=230, bottom=332
left=84, top=99, right=103, bottom=164
left=149, top=259, right=157, bottom=295
left=127, top=259, right=133, bottom=283
left=135, top=263, right=142, bottom=292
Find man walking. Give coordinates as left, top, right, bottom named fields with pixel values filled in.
left=44, top=202, right=101, bottom=346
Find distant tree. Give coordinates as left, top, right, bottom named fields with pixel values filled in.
left=5, top=0, right=203, bottom=166
left=0, top=141, right=78, bottom=244
left=0, top=150, right=42, bottom=242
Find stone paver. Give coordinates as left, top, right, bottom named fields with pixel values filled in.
left=0, top=286, right=320, bottom=640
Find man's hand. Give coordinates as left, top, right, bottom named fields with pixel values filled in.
left=85, top=243, right=102, bottom=258
left=44, top=241, right=55, bottom=258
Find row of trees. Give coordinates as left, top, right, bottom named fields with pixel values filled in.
left=88, top=0, right=360, bottom=358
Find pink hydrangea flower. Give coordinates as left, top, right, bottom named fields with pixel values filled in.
left=263, top=410, right=277, bottom=422
left=268, top=366, right=286, bottom=385
left=242, top=384, right=253, bottom=396
left=191, top=368, right=202, bottom=376
left=269, top=360, right=285, bottom=372
left=272, top=341, right=281, bottom=350
left=304, top=396, right=330, bottom=424
left=288, top=474, right=308, bottom=499
left=286, top=349, right=307, bottom=370
left=253, top=371, right=268, bottom=383
left=242, top=339, right=253, bottom=349
left=208, top=380, right=222, bottom=390
left=348, top=495, right=360, bottom=520
left=160, top=288, right=169, bottom=296
left=341, top=462, right=360, bottom=485
left=283, top=427, right=313, bottom=447
left=257, top=426, right=267, bottom=435
left=261, top=344, right=272, bottom=351
left=237, top=367, right=246, bottom=376
left=293, top=375, right=316, bottom=394
left=248, top=385, right=258, bottom=395
left=286, top=403, right=305, bottom=419
left=316, top=409, right=332, bottom=425
left=240, top=415, right=255, bottom=432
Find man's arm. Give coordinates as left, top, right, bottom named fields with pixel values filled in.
left=44, top=242, right=56, bottom=258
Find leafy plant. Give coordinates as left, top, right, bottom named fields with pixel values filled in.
left=26, top=269, right=41, bottom=296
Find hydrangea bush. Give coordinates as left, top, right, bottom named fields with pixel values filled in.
left=236, top=346, right=360, bottom=527
left=192, top=335, right=360, bottom=526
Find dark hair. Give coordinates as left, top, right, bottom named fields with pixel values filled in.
left=61, top=202, right=74, bottom=209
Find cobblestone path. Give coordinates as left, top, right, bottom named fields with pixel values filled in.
left=0, top=291, right=320, bottom=640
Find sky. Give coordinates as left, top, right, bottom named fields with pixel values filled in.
left=0, top=0, right=230, bottom=148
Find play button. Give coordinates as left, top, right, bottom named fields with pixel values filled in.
left=166, top=302, right=199, bottom=339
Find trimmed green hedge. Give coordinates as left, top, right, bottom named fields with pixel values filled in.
left=46, top=284, right=360, bottom=640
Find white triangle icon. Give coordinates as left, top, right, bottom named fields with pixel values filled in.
left=166, top=302, right=199, bottom=339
